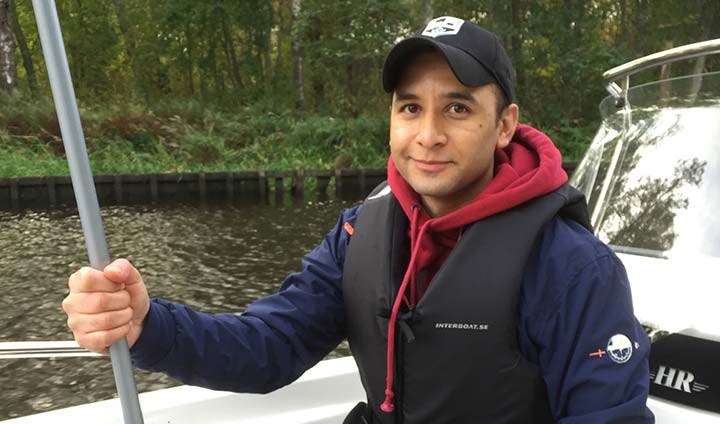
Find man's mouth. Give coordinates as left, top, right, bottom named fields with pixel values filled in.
left=412, top=158, right=451, bottom=173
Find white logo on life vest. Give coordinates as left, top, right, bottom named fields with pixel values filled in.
left=421, top=17, right=464, bottom=38
left=435, top=322, right=488, bottom=331
left=651, top=365, right=710, bottom=394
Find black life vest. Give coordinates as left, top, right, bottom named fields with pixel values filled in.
left=342, top=182, right=590, bottom=424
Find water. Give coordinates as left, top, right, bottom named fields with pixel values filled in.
left=0, top=200, right=356, bottom=420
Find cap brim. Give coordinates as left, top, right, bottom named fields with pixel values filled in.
left=382, top=37, right=496, bottom=93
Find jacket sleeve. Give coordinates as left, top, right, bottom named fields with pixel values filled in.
left=520, top=220, right=655, bottom=423
left=130, top=206, right=360, bottom=394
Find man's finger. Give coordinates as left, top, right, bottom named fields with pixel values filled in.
left=66, top=291, right=131, bottom=314
left=68, top=267, right=125, bottom=293
left=75, top=323, right=131, bottom=354
left=67, top=308, right=133, bottom=333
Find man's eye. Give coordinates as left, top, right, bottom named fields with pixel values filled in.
left=401, top=104, right=419, bottom=113
left=449, top=104, right=468, bottom=114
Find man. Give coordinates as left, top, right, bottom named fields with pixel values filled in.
left=62, top=17, right=654, bottom=423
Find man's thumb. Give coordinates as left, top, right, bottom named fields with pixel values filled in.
left=103, top=258, right=142, bottom=287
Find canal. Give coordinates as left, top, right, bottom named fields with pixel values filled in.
left=0, top=199, right=356, bottom=420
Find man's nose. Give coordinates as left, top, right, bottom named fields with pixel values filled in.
left=415, top=113, right=448, bottom=147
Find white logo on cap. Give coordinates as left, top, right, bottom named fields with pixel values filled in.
left=421, top=16, right=465, bottom=38
left=607, top=334, right=633, bottom=364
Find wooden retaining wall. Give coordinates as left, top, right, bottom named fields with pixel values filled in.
left=0, top=164, right=577, bottom=210
left=0, top=169, right=387, bottom=210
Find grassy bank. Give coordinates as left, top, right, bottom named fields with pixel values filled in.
left=0, top=98, right=594, bottom=178
left=0, top=99, right=391, bottom=177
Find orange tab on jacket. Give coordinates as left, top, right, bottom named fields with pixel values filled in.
left=343, top=222, right=354, bottom=236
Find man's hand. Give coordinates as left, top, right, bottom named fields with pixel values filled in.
left=62, top=259, right=150, bottom=354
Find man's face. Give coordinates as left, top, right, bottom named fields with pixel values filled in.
left=390, top=51, right=517, bottom=217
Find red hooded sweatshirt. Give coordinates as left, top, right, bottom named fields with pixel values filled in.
left=378, top=123, right=569, bottom=412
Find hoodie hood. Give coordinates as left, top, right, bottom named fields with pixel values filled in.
left=379, top=123, right=568, bottom=413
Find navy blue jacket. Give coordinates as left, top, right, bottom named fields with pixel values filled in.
left=131, top=204, right=654, bottom=423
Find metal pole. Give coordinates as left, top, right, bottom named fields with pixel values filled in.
left=32, top=1, right=144, bottom=422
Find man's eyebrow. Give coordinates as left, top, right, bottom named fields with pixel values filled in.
left=394, top=92, right=419, bottom=101
left=444, top=91, right=478, bottom=103
left=393, top=91, right=478, bottom=103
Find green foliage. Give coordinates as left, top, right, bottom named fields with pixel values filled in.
left=296, top=0, right=412, bottom=115
left=3, top=0, right=718, bottom=175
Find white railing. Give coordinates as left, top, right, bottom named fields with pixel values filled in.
left=603, top=38, right=720, bottom=100
left=0, top=341, right=100, bottom=359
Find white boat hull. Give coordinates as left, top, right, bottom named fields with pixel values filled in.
left=2, top=356, right=364, bottom=424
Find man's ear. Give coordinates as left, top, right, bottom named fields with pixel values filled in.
left=496, top=104, right=519, bottom=149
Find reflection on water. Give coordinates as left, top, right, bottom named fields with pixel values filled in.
left=0, top=200, right=355, bottom=420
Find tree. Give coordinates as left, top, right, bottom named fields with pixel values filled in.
left=0, top=0, right=17, bottom=92
left=9, top=0, right=34, bottom=93
left=292, top=0, right=305, bottom=109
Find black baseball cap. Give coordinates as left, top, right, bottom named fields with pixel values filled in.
left=382, top=16, right=516, bottom=102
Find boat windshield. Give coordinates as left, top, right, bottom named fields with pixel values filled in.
left=572, top=71, right=720, bottom=259
left=571, top=69, right=720, bottom=338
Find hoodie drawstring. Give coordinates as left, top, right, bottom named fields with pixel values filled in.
left=408, top=204, right=420, bottom=306
left=380, top=205, right=426, bottom=413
